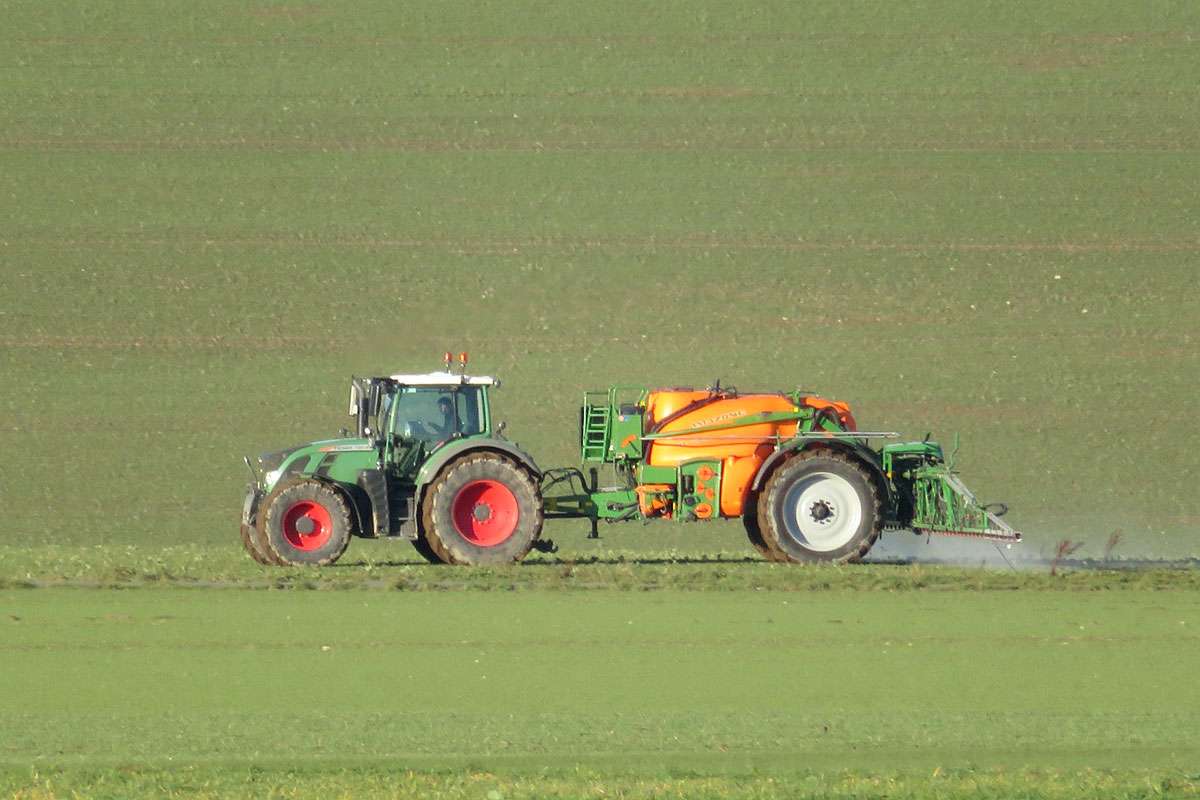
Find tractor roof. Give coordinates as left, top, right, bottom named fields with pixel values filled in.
left=388, top=371, right=498, bottom=387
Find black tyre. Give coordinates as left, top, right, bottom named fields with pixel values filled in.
left=422, top=452, right=543, bottom=565
left=742, top=490, right=786, bottom=562
left=260, top=480, right=353, bottom=566
left=240, top=522, right=274, bottom=565
left=251, top=515, right=288, bottom=567
left=410, top=531, right=446, bottom=564
left=760, top=450, right=881, bottom=563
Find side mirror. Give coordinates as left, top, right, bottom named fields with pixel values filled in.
left=496, top=420, right=508, bottom=437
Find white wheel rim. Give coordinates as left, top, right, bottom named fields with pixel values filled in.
left=781, top=472, right=863, bottom=552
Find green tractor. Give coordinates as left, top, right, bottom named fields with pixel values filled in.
left=241, top=358, right=545, bottom=566
left=241, top=361, right=1020, bottom=567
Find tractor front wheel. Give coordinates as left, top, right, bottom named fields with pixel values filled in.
left=240, top=522, right=275, bottom=565
left=260, top=481, right=352, bottom=566
left=422, top=453, right=543, bottom=565
left=760, top=451, right=881, bottom=563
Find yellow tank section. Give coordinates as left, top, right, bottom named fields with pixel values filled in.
left=644, top=390, right=855, bottom=517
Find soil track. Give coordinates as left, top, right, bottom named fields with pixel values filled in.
left=7, top=234, right=1198, bottom=253
left=3, top=137, right=1195, bottom=153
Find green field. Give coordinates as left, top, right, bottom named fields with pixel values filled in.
left=2, top=0, right=1199, bottom=796
left=3, top=0, right=1199, bottom=557
left=2, top=586, right=1199, bottom=798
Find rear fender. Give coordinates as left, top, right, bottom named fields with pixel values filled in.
left=415, top=438, right=542, bottom=493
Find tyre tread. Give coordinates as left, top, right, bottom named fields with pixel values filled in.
left=743, top=490, right=788, bottom=562
left=240, top=522, right=274, bottom=565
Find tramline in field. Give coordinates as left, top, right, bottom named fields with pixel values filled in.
left=240, top=354, right=1020, bottom=566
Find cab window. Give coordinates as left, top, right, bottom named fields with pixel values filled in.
left=391, top=386, right=483, bottom=441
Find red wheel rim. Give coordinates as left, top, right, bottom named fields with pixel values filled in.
left=451, top=479, right=519, bottom=547
left=281, top=500, right=333, bottom=551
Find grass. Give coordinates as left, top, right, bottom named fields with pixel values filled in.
left=1, top=1, right=1198, bottom=558
left=1, top=588, right=1198, bottom=773
left=1, top=543, right=1198, bottom=592
left=4, top=767, right=1199, bottom=799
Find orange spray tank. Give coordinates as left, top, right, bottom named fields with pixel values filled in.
left=640, top=389, right=856, bottom=517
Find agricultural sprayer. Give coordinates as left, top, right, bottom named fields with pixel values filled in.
left=240, top=355, right=1020, bottom=566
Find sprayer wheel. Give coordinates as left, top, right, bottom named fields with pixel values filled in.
left=742, top=490, right=788, bottom=562
left=760, top=450, right=881, bottom=563
left=421, top=452, right=543, bottom=565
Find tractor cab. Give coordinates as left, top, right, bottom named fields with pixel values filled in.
left=342, top=370, right=500, bottom=486
left=349, top=352, right=498, bottom=445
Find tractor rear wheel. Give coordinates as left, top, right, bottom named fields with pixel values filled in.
left=422, top=452, right=543, bottom=565
left=410, top=531, right=445, bottom=564
left=760, top=451, right=881, bottom=563
left=260, top=480, right=353, bottom=566
left=240, top=522, right=274, bottom=565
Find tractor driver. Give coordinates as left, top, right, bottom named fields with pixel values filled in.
left=432, top=395, right=457, bottom=438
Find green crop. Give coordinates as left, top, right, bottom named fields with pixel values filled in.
left=2, top=0, right=1198, bottom=559
left=3, top=767, right=1199, bottom=800
left=2, top=587, right=1199, bottom=797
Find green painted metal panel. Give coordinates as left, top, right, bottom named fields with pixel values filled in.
left=882, top=441, right=944, bottom=459
left=591, top=489, right=639, bottom=520
left=636, top=464, right=677, bottom=484
left=542, top=493, right=597, bottom=517
left=323, top=449, right=378, bottom=484
left=881, top=440, right=945, bottom=476
left=263, top=438, right=377, bottom=493
left=610, top=410, right=644, bottom=460
left=677, top=459, right=722, bottom=521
